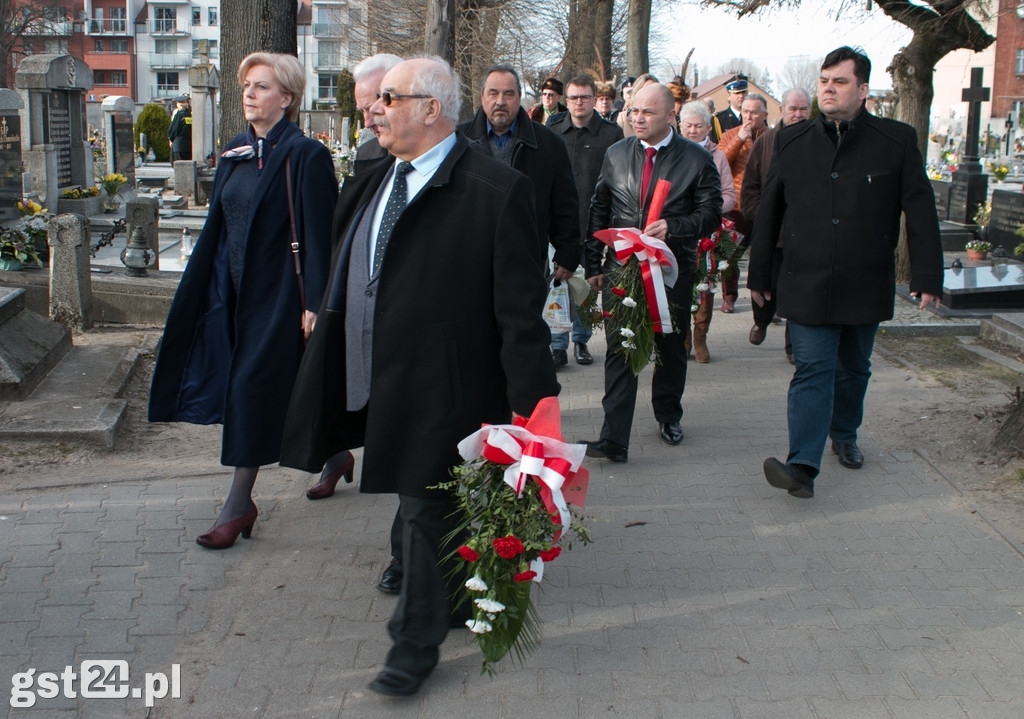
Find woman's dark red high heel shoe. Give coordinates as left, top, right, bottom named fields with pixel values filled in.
left=306, top=451, right=355, bottom=500
left=196, top=503, right=258, bottom=549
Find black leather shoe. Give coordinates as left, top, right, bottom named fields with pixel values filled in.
left=763, top=458, right=815, bottom=498
left=552, top=349, right=568, bottom=368
left=584, top=438, right=628, bottom=462
left=831, top=440, right=864, bottom=469
left=659, top=421, right=684, bottom=445
left=376, top=558, right=402, bottom=594
left=574, top=343, right=593, bottom=365
left=367, top=667, right=426, bottom=697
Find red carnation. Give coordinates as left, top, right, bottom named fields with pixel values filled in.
left=603, top=311, right=612, bottom=318
left=492, top=535, right=524, bottom=559
left=538, top=547, right=561, bottom=562
left=611, top=287, right=627, bottom=297
left=513, top=570, right=538, bottom=582
left=457, top=545, right=480, bottom=562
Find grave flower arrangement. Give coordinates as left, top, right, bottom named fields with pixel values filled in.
left=100, top=172, right=128, bottom=200
left=61, top=186, right=99, bottom=199
left=14, top=199, right=53, bottom=261
left=0, top=227, right=43, bottom=268
left=592, top=179, right=680, bottom=376
left=436, top=397, right=590, bottom=676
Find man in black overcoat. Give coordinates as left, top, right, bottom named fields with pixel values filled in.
left=748, top=47, right=942, bottom=499
left=279, top=57, right=559, bottom=697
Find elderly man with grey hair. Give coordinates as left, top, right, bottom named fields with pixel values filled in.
left=351, top=53, right=404, bottom=165
left=281, top=56, right=559, bottom=698
left=741, top=87, right=812, bottom=352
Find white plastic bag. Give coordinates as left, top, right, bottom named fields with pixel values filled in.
left=542, top=280, right=573, bottom=332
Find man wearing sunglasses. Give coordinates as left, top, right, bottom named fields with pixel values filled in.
left=281, top=56, right=559, bottom=698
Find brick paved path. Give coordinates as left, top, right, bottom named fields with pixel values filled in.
left=2, top=303, right=1022, bottom=718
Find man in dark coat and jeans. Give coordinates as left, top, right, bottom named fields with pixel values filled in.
left=279, top=57, right=558, bottom=697
left=459, top=64, right=581, bottom=367
left=748, top=46, right=943, bottom=499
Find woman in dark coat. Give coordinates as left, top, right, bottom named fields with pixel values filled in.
left=149, top=52, right=343, bottom=549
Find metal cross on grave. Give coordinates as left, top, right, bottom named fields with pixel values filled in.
left=961, top=67, right=990, bottom=169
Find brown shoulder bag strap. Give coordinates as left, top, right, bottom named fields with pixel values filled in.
left=284, top=155, right=306, bottom=312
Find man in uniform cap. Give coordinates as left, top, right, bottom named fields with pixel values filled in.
left=710, top=74, right=747, bottom=143
left=167, top=94, right=192, bottom=161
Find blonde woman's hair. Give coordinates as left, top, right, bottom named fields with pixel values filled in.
left=237, top=52, right=305, bottom=123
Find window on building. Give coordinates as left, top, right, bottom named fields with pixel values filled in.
left=111, top=71, right=127, bottom=86
left=318, top=41, right=341, bottom=67
left=110, top=39, right=129, bottom=53
left=318, top=73, right=339, bottom=100
left=155, top=38, right=177, bottom=54
left=45, top=39, right=68, bottom=54
left=110, top=6, right=126, bottom=32
left=157, top=72, right=180, bottom=95
left=192, top=39, right=218, bottom=58
left=208, top=8, right=218, bottom=26
left=94, top=71, right=107, bottom=84
left=94, top=39, right=104, bottom=53
left=315, top=6, right=342, bottom=35
left=154, top=7, right=177, bottom=33
left=22, top=40, right=34, bottom=55
left=192, top=6, right=201, bottom=25
left=1017, top=49, right=1024, bottom=76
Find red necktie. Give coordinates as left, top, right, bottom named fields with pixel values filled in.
left=641, top=146, right=657, bottom=206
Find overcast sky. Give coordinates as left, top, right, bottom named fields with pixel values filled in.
left=656, top=2, right=915, bottom=92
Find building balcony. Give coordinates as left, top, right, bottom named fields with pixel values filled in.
left=87, top=18, right=130, bottom=35
left=314, top=54, right=344, bottom=71
left=149, top=53, right=191, bottom=69
left=148, top=19, right=191, bottom=36
left=146, top=84, right=182, bottom=101
left=24, top=20, right=73, bottom=36
left=313, top=23, right=342, bottom=37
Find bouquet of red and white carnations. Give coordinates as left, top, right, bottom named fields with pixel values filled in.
left=592, top=179, right=680, bottom=376
left=691, top=218, right=740, bottom=312
left=437, top=397, right=590, bottom=676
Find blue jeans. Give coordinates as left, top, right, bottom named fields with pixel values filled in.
left=786, top=321, right=877, bottom=474
left=550, top=316, right=592, bottom=351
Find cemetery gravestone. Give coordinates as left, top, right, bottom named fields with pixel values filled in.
left=987, top=189, right=1024, bottom=250
left=101, top=96, right=136, bottom=181
left=15, top=54, right=94, bottom=206
left=0, top=89, right=24, bottom=221
left=931, top=179, right=951, bottom=222
left=948, top=68, right=990, bottom=225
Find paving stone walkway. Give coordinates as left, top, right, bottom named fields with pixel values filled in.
left=1, top=296, right=1022, bottom=718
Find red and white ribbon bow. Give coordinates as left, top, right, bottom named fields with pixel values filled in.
left=457, top=398, right=590, bottom=580
left=593, top=227, right=679, bottom=333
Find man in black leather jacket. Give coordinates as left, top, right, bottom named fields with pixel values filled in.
left=583, top=82, right=722, bottom=461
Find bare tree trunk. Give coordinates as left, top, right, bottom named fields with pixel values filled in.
left=219, top=0, right=297, bottom=143
left=565, top=0, right=597, bottom=80
left=625, top=0, right=650, bottom=77
left=593, top=0, right=613, bottom=80
left=426, top=0, right=456, bottom=65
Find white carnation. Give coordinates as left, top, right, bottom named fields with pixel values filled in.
left=475, top=598, right=506, bottom=613
left=620, top=328, right=635, bottom=338
left=695, top=283, right=709, bottom=292
left=466, top=619, right=493, bottom=634
left=622, top=297, right=637, bottom=308
left=464, top=575, right=488, bottom=592
left=718, top=261, right=729, bottom=271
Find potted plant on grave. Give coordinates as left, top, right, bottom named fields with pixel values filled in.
left=965, top=238, right=993, bottom=261
left=15, top=199, right=53, bottom=263
left=99, top=172, right=128, bottom=212
left=988, top=162, right=1010, bottom=182
left=0, top=227, right=44, bottom=271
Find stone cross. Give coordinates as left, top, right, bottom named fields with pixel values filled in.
left=48, top=213, right=93, bottom=331
left=961, top=67, right=990, bottom=171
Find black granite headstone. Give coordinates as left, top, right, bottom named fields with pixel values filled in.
left=988, top=189, right=1024, bottom=249
left=931, top=179, right=951, bottom=221
left=0, top=114, right=22, bottom=211
left=949, top=171, right=988, bottom=224
left=111, top=113, right=134, bottom=178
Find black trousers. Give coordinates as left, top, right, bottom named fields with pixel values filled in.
left=384, top=493, right=467, bottom=678
left=599, top=268, right=694, bottom=447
